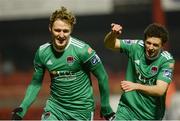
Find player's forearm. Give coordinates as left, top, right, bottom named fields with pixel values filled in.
left=97, top=70, right=113, bottom=115
left=91, top=61, right=113, bottom=115
left=92, top=63, right=110, bottom=106
left=136, top=83, right=167, bottom=96
left=18, top=79, right=42, bottom=117
left=98, top=73, right=110, bottom=106
left=104, top=32, right=118, bottom=50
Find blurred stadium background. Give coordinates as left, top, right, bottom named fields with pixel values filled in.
left=0, top=0, right=180, bottom=120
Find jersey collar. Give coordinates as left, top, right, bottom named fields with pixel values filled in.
left=64, top=36, right=72, bottom=51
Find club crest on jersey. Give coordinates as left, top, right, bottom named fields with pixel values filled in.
left=67, top=56, right=74, bottom=66
left=151, top=66, right=158, bottom=74
left=91, top=54, right=100, bottom=65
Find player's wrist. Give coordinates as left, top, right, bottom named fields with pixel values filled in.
left=100, top=105, right=113, bottom=116
left=11, top=107, right=23, bottom=120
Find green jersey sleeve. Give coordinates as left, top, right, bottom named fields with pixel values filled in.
left=157, top=57, right=175, bottom=83
left=79, top=44, right=113, bottom=115
left=91, top=62, right=113, bottom=116
left=80, top=44, right=96, bottom=63
left=18, top=48, right=45, bottom=117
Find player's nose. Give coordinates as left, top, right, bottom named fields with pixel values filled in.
left=58, top=31, right=64, bottom=38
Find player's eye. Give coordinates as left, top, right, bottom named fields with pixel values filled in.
left=146, top=41, right=151, bottom=45
left=63, top=29, right=70, bottom=33
left=153, top=44, right=159, bottom=47
left=54, top=29, right=61, bottom=32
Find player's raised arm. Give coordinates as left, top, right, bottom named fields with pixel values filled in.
left=104, top=23, right=122, bottom=51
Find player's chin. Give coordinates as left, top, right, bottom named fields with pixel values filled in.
left=54, top=41, right=63, bottom=47
left=146, top=52, right=153, bottom=58
left=57, top=39, right=68, bottom=46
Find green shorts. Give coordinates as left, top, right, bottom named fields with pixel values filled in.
left=41, top=99, right=94, bottom=120
left=115, top=105, right=137, bottom=120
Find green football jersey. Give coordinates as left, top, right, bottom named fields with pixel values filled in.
left=18, top=36, right=112, bottom=118
left=118, top=39, right=175, bottom=120
left=33, top=36, right=102, bottom=112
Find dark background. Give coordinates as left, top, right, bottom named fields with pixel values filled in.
left=0, top=11, right=179, bottom=72
left=0, top=0, right=180, bottom=120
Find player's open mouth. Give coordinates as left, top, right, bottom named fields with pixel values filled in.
left=148, top=52, right=154, bottom=57
left=56, top=38, right=65, bottom=44
left=145, top=50, right=155, bottom=59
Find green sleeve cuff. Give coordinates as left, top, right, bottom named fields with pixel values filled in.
left=100, top=105, right=114, bottom=116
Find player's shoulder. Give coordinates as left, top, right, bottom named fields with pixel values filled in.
left=36, top=42, right=51, bottom=55
left=137, top=40, right=144, bottom=47
left=39, top=42, right=51, bottom=51
left=70, top=37, right=95, bottom=57
left=70, top=37, right=90, bottom=50
left=160, top=50, right=174, bottom=61
left=160, top=51, right=175, bottom=70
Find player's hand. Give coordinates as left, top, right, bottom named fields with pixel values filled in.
left=121, top=80, right=138, bottom=92
left=111, top=23, right=122, bottom=35
left=11, top=107, right=23, bottom=120
left=101, top=111, right=115, bottom=121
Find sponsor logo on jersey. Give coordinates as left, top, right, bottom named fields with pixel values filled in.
left=163, top=69, right=172, bottom=79
left=91, top=54, right=100, bottom=65
left=50, top=70, right=76, bottom=80
left=151, top=66, right=158, bottom=74
left=67, top=56, right=74, bottom=66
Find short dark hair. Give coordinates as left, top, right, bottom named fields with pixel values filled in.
left=144, top=23, right=169, bottom=45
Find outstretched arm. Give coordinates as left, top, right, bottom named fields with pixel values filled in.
left=104, top=23, right=122, bottom=51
